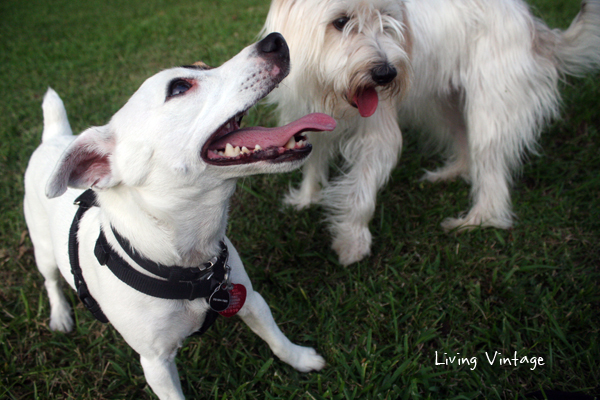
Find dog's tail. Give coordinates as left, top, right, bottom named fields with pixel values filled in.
left=42, top=87, right=73, bottom=142
left=553, top=0, right=600, bottom=76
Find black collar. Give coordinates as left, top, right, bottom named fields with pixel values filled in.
left=94, top=229, right=229, bottom=301
left=109, top=226, right=227, bottom=283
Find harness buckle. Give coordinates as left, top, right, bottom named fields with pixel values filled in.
left=223, top=264, right=232, bottom=290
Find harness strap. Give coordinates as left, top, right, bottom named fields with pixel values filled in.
left=68, top=189, right=222, bottom=335
left=94, top=232, right=226, bottom=300
left=110, top=226, right=219, bottom=282
left=69, top=190, right=109, bottom=323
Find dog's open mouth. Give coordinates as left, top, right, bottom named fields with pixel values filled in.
left=202, top=112, right=336, bottom=165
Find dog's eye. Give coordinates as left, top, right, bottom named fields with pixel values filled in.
left=333, top=16, right=350, bottom=31
left=167, top=79, right=193, bottom=98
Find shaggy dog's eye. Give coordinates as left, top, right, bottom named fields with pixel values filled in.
left=167, top=79, right=193, bottom=98
left=333, top=16, right=350, bottom=31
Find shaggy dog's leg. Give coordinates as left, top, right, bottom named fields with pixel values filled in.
left=324, top=102, right=401, bottom=265
left=284, top=130, right=337, bottom=209
left=439, top=56, right=559, bottom=231
left=440, top=141, right=515, bottom=232
left=439, top=103, right=523, bottom=231
left=419, top=92, right=471, bottom=183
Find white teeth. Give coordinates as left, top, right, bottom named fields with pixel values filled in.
left=284, top=136, right=296, bottom=149
left=224, top=143, right=240, bottom=157
left=217, top=139, right=309, bottom=159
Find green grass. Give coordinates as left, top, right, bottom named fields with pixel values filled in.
left=1, top=0, right=599, bottom=398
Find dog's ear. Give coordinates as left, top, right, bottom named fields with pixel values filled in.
left=45, top=126, right=119, bottom=198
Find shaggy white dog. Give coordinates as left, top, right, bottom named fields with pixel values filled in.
left=262, top=0, right=600, bottom=265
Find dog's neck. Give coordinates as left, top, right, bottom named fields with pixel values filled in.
left=95, top=180, right=237, bottom=267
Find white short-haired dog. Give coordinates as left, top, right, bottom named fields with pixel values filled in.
left=24, top=33, right=335, bottom=399
left=262, top=0, right=600, bottom=265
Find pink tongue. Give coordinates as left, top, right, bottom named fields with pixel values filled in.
left=209, top=113, right=336, bottom=150
left=353, top=88, right=379, bottom=118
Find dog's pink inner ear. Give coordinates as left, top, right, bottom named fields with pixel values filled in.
left=46, top=128, right=117, bottom=198
left=68, top=150, right=112, bottom=188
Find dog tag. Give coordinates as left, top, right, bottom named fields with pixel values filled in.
left=209, top=285, right=230, bottom=312
left=218, top=284, right=246, bottom=318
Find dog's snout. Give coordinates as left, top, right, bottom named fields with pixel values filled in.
left=256, top=33, right=290, bottom=78
left=371, top=64, right=397, bottom=85
left=258, top=32, right=289, bottom=58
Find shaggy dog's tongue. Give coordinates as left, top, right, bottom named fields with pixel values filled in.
left=353, top=88, right=379, bottom=117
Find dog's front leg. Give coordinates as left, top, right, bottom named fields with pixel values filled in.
left=140, top=354, right=184, bottom=400
left=284, top=130, right=337, bottom=209
left=225, top=237, right=324, bottom=371
left=323, top=103, right=402, bottom=265
left=238, top=290, right=325, bottom=372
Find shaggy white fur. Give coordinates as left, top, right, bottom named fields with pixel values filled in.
left=262, top=0, right=600, bottom=265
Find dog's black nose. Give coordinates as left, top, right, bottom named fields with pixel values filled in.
left=258, top=32, right=289, bottom=57
left=371, top=63, right=397, bottom=85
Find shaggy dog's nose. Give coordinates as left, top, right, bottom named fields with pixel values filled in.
left=371, top=63, right=397, bottom=85
left=258, top=32, right=289, bottom=57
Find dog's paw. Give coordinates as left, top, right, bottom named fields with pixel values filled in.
left=332, top=226, right=371, bottom=266
left=420, top=162, right=469, bottom=183
left=440, top=216, right=477, bottom=232
left=49, top=308, right=74, bottom=333
left=283, top=186, right=320, bottom=210
left=281, top=345, right=326, bottom=372
left=441, top=213, right=512, bottom=232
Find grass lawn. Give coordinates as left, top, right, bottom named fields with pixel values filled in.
left=1, top=0, right=598, bottom=398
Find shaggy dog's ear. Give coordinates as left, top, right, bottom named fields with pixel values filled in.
left=46, top=126, right=119, bottom=198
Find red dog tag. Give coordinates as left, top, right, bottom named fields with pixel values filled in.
left=218, top=284, right=246, bottom=317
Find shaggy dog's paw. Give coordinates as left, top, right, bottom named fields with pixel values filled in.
left=440, top=216, right=478, bottom=232
left=283, top=186, right=321, bottom=210
left=421, top=163, right=469, bottom=183
left=332, top=226, right=372, bottom=266
left=441, top=213, right=512, bottom=232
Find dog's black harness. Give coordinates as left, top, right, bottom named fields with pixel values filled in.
left=68, top=189, right=227, bottom=335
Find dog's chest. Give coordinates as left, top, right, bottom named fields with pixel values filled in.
left=70, top=210, right=212, bottom=341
